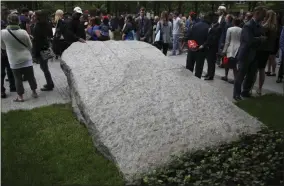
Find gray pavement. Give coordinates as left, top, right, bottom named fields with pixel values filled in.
left=1, top=53, right=283, bottom=112
left=168, top=53, right=283, bottom=98
left=1, top=60, right=70, bottom=113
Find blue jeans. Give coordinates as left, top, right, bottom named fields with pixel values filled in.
left=172, top=34, right=180, bottom=55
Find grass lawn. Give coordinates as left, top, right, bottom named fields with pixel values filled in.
left=236, top=94, right=284, bottom=131
left=1, top=104, right=125, bottom=186
left=2, top=94, right=283, bottom=186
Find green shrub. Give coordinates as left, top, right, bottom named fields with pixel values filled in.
left=142, top=129, right=284, bottom=186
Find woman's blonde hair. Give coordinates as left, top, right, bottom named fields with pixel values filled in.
left=263, top=10, right=277, bottom=31
left=54, top=9, right=64, bottom=23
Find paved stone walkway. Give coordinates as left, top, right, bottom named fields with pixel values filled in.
left=2, top=54, right=283, bottom=112
left=168, top=53, right=284, bottom=100
left=1, top=60, right=70, bottom=113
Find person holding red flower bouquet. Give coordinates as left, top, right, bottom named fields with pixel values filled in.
left=185, top=13, right=211, bottom=78
left=221, top=18, right=242, bottom=84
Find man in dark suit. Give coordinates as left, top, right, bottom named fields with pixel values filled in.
left=135, top=7, right=152, bottom=43
left=186, top=13, right=210, bottom=79
left=233, top=6, right=267, bottom=101
left=203, top=13, right=222, bottom=80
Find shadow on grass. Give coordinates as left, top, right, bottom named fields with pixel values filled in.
left=1, top=104, right=125, bottom=186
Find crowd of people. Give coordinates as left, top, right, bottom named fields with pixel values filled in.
left=184, top=6, right=283, bottom=100
left=1, top=4, right=284, bottom=102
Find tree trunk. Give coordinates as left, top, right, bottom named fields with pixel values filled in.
left=194, top=2, right=198, bottom=13
left=167, top=1, right=172, bottom=12
left=178, top=1, right=183, bottom=14
left=63, top=2, right=66, bottom=12
left=140, top=1, right=147, bottom=9
left=251, top=2, right=257, bottom=11
left=211, top=2, right=215, bottom=12
left=106, top=1, right=110, bottom=13
left=156, top=2, right=160, bottom=16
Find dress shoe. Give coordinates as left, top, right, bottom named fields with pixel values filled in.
left=41, top=87, right=54, bottom=91
left=233, top=96, right=242, bottom=101
left=241, top=92, right=252, bottom=98
left=276, top=77, right=283, bottom=83
left=204, top=77, right=214, bottom=80
left=1, top=92, right=7, bottom=98
left=202, top=74, right=209, bottom=78
left=10, top=88, right=16, bottom=92
left=221, top=76, right=228, bottom=81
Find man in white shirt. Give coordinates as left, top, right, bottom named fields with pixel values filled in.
left=172, top=12, right=182, bottom=55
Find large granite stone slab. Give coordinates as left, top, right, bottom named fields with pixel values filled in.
left=61, top=41, right=263, bottom=184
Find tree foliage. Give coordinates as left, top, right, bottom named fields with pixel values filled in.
left=2, top=1, right=279, bottom=16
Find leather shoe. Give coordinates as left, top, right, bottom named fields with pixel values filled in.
left=10, top=88, right=17, bottom=92
left=41, top=86, right=53, bottom=91
left=204, top=77, right=214, bottom=80
left=1, top=92, right=7, bottom=98
left=241, top=92, right=252, bottom=98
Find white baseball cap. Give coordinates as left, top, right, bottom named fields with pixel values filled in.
left=73, top=7, right=83, bottom=14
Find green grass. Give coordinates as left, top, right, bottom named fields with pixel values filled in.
left=1, top=104, right=125, bottom=186
left=2, top=94, right=283, bottom=186
left=236, top=94, right=284, bottom=131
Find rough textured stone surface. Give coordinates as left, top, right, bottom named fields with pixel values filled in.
left=61, top=41, right=263, bottom=184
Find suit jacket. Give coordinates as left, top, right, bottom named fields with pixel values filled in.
left=135, top=16, right=152, bottom=42
left=222, top=26, right=242, bottom=58
left=203, top=23, right=222, bottom=51
left=237, top=19, right=263, bottom=62
left=280, top=26, right=284, bottom=52
left=187, top=20, right=210, bottom=49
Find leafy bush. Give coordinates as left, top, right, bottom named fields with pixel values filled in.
left=141, top=129, right=284, bottom=186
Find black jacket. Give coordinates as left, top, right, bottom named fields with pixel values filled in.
left=54, top=19, right=66, bottom=40
left=187, top=20, right=210, bottom=48
left=32, top=22, right=53, bottom=57
left=203, top=23, right=222, bottom=50
left=63, top=19, right=86, bottom=43
left=237, top=19, right=264, bottom=62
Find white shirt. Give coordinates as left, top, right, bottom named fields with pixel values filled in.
left=172, top=17, right=181, bottom=35
left=218, top=15, right=223, bottom=24
left=1, top=28, right=33, bottom=68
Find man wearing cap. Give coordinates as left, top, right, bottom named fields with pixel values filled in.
left=63, top=7, right=86, bottom=46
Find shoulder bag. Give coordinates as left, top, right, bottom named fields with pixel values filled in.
left=7, top=29, right=28, bottom=48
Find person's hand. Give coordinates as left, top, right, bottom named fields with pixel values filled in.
left=140, top=37, right=145, bottom=41
left=79, top=38, right=86, bottom=43
left=198, top=45, right=204, bottom=50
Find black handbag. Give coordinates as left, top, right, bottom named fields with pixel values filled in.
left=40, top=47, right=55, bottom=61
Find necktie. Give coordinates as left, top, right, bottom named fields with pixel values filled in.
left=141, top=17, right=145, bottom=36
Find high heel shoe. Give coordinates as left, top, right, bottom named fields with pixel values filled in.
left=276, top=77, right=283, bottom=83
